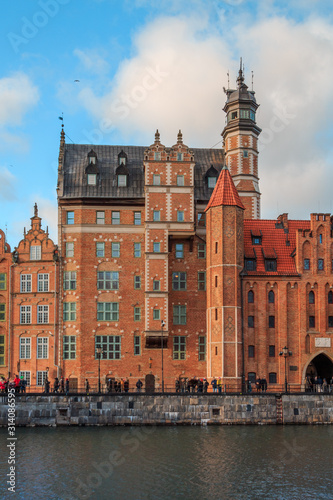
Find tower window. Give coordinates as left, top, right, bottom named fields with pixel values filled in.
left=328, top=316, right=333, bottom=328
left=243, top=150, right=248, bottom=158
left=318, top=259, right=324, bottom=270
left=269, top=345, right=275, bottom=357
left=268, top=290, right=275, bottom=303
left=309, top=316, right=315, bottom=329
left=304, top=259, right=310, bottom=270
left=309, top=291, right=315, bottom=304
left=268, top=315, right=275, bottom=328
left=153, top=174, right=160, bottom=185
left=328, top=291, right=333, bottom=304
left=319, top=234, right=322, bottom=244
left=154, top=152, right=161, bottom=161
left=177, top=211, right=184, bottom=222
left=248, top=290, right=254, bottom=303
left=248, top=316, right=254, bottom=328
left=177, top=153, right=183, bottom=161
left=231, top=111, right=238, bottom=120
left=208, top=177, right=217, bottom=188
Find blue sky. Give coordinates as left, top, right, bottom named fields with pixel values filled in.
left=1, top=0, right=333, bottom=248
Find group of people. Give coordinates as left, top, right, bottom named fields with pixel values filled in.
left=44, top=376, right=70, bottom=394
left=305, top=375, right=333, bottom=392
left=175, top=377, right=223, bottom=393
left=0, top=375, right=27, bottom=393
left=107, top=378, right=130, bottom=393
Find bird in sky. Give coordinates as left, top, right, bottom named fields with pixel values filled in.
left=74, top=80, right=80, bottom=82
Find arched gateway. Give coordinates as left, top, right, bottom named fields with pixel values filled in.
left=303, top=352, right=333, bottom=382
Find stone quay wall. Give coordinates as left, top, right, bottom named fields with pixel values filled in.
left=0, top=394, right=332, bottom=427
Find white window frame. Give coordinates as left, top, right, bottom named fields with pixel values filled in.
left=87, top=174, right=97, bottom=185
left=96, top=211, right=105, bottom=224
left=96, top=242, right=105, bottom=258
left=38, top=273, right=49, bottom=292
left=20, top=338, right=31, bottom=359
left=20, top=305, right=31, bottom=324
left=37, top=305, right=49, bottom=324
left=30, top=245, right=41, bottom=260
left=118, top=175, right=127, bottom=187
left=37, top=337, right=48, bottom=359
left=21, top=274, right=32, bottom=293
left=66, top=242, right=74, bottom=258
left=37, top=371, right=48, bottom=386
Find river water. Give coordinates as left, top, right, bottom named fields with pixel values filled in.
left=0, top=426, right=332, bottom=500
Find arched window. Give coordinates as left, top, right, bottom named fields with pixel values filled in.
left=309, top=291, right=315, bottom=304
left=328, top=291, right=333, bottom=304
left=248, top=290, right=254, bottom=303
left=268, top=290, right=275, bottom=303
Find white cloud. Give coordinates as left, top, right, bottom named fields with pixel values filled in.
left=0, top=167, right=17, bottom=201
left=74, top=48, right=110, bottom=75
left=33, top=196, right=58, bottom=244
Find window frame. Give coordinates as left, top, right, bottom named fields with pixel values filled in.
left=63, top=335, right=76, bottom=359
left=97, top=302, right=119, bottom=322
left=134, top=212, right=141, bottom=225
left=66, top=242, right=74, bottom=258
left=21, top=274, right=32, bottom=293
left=176, top=175, right=184, bottom=186
left=173, top=336, right=186, bottom=360
left=198, top=336, right=206, bottom=361
left=95, top=335, right=121, bottom=360
left=66, top=211, right=74, bottom=225
left=177, top=210, right=184, bottom=222
left=0, top=273, right=6, bottom=291
left=96, top=211, right=105, bottom=225
left=37, top=305, right=49, bottom=324
left=30, top=245, right=41, bottom=260
left=134, top=275, right=141, bottom=290
left=63, top=271, right=76, bottom=290
left=111, top=242, right=120, bottom=258
left=20, top=305, right=31, bottom=324
left=134, top=243, right=141, bottom=258
left=134, top=307, right=141, bottom=322
left=63, top=302, right=76, bottom=322
left=198, top=243, right=206, bottom=259
left=20, top=337, right=31, bottom=359
left=172, top=272, right=187, bottom=291
left=175, top=243, right=184, bottom=259
left=97, top=271, right=119, bottom=290
left=112, top=211, right=120, bottom=225
left=173, top=305, right=186, bottom=325
left=37, top=337, right=48, bottom=359
left=198, top=271, right=206, bottom=291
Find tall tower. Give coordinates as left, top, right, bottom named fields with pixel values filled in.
left=222, top=60, right=261, bottom=219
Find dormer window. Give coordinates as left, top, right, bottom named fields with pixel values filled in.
left=30, top=245, right=41, bottom=260
left=118, top=150, right=127, bottom=166
left=87, top=149, right=97, bottom=164
left=208, top=177, right=217, bottom=188
left=154, top=152, right=161, bottom=160
left=118, top=175, right=127, bottom=187
left=245, top=259, right=256, bottom=271
left=87, top=174, right=96, bottom=185
left=252, top=236, right=261, bottom=245
left=116, top=162, right=129, bottom=187
left=205, top=165, right=218, bottom=189
left=177, top=153, right=183, bottom=161
left=265, top=259, right=277, bottom=272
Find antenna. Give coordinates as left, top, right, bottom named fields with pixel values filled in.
left=227, top=70, right=230, bottom=89
left=251, top=71, right=254, bottom=91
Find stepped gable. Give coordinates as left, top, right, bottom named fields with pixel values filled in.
left=205, top=166, right=245, bottom=211
left=244, top=219, right=310, bottom=275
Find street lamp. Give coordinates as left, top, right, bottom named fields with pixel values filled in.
left=279, top=346, right=292, bottom=393
left=161, top=320, right=165, bottom=393
left=96, top=346, right=103, bottom=393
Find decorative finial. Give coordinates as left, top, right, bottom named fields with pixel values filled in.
left=155, top=129, right=160, bottom=144
left=177, top=130, right=183, bottom=144
left=237, top=57, right=245, bottom=89
left=24, top=227, right=26, bottom=237
left=34, top=203, right=38, bottom=217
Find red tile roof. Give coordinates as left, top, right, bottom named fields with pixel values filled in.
left=205, top=167, right=245, bottom=211
left=244, top=219, right=310, bottom=275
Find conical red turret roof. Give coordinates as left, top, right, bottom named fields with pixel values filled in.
left=205, top=166, right=245, bottom=211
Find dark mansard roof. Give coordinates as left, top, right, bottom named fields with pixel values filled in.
left=60, top=144, right=224, bottom=203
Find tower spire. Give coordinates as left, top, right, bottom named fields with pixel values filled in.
left=237, top=57, right=245, bottom=89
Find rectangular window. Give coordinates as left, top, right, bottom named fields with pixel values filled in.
left=153, top=210, right=160, bottom=222
left=96, top=242, right=105, bottom=258
left=111, top=242, right=120, bottom=258
left=0, top=273, right=6, bottom=290
left=248, top=345, right=255, bottom=358
left=198, top=272, right=206, bottom=291
left=318, top=259, right=324, bottom=270
left=197, top=212, right=206, bottom=227
left=63, top=271, right=76, bottom=290
left=134, top=212, right=141, bottom=225
left=269, top=373, right=277, bottom=384
left=175, top=243, right=183, bottom=259
left=37, top=337, right=48, bottom=359
left=172, top=272, right=186, bottom=291
left=19, top=371, right=30, bottom=386
left=177, top=175, right=184, bottom=186
left=173, top=336, right=186, bottom=360
left=198, top=336, right=206, bottom=361
left=30, top=245, right=41, bottom=260
left=208, top=177, right=217, bottom=188
left=95, top=335, right=121, bottom=360
left=97, top=302, right=119, bottom=321
left=269, top=345, right=275, bottom=357
left=153, top=309, right=160, bottom=320
left=0, top=335, right=4, bottom=366
left=245, top=260, right=256, bottom=271
left=87, top=174, right=96, bottom=185
left=134, top=276, right=141, bottom=289
left=38, top=273, right=49, bottom=292
left=134, top=243, right=141, bottom=258
left=309, top=316, right=315, bottom=328
left=198, top=243, right=206, bottom=259
left=173, top=305, right=186, bottom=325
left=269, top=315, right=275, bottom=328
left=177, top=152, right=183, bottom=161
left=112, top=211, right=120, bottom=225
left=134, top=307, right=141, bottom=322
left=20, top=338, right=31, bottom=359
left=243, top=150, right=248, bottom=158
left=153, top=280, right=160, bottom=291
left=21, top=274, right=32, bottom=293
left=304, top=259, right=310, bottom=270
left=153, top=174, right=160, bottom=185
left=252, top=236, right=261, bottom=245
left=0, top=304, right=5, bottom=321
left=215, top=276, right=218, bottom=287
left=97, top=271, right=119, bottom=290
left=63, top=302, right=76, bottom=322
left=177, top=211, right=184, bottom=222
left=265, top=259, right=277, bottom=272
left=248, top=316, right=254, bottom=328
left=153, top=242, right=160, bottom=253
left=96, top=211, right=105, bottom=224
left=66, top=242, right=74, bottom=258
left=66, top=211, right=74, bottom=224
left=328, top=316, right=333, bottom=328
left=118, top=175, right=127, bottom=187
left=63, top=335, right=76, bottom=359
left=20, top=305, right=31, bottom=324
left=154, top=152, right=161, bottom=161
left=134, top=336, right=141, bottom=355
left=37, top=305, right=49, bottom=324
left=37, top=371, right=48, bottom=386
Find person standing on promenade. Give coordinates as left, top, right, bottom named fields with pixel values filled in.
left=65, top=378, right=69, bottom=395
left=60, top=377, right=65, bottom=393
left=136, top=379, right=143, bottom=392
left=85, top=379, right=90, bottom=395
left=211, top=377, right=217, bottom=392
left=217, top=377, right=222, bottom=393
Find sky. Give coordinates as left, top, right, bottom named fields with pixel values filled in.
left=1, top=0, right=333, bottom=248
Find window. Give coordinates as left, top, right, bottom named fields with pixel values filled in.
left=329, top=316, right=333, bottom=328
left=153, top=280, right=160, bottom=291
left=153, top=210, right=160, bottom=222
left=112, top=211, right=120, bottom=225
left=173, top=305, right=186, bottom=325
left=208, top=177, right=217, bottom=188
left=252, top=236, right=261, bottom=245
left=198, top=272, right=206, bottom=291
left=153, top=174, right=160, bottom=185
left=87, top=174, right=96, bottom=185
left=318, top=259, right=324, bottom=270
left=154, top=152, right=161, bottom=161
left=177, top=211, right=184, bottom=222
left=21, top=274, right=32, bottom=293
left=240, top=109, right=250, bottom=119
left=97, top=271, right=119, bottom=290
left=268, top=290, right=275, bottom=303
left=134, top=212, right=141, bottom=225
left=268, top=315, right=275, bottom=328
left=173, top=336, right=186, bottom=360
left=19, top=371, right=30, bottom=386
left=243, top=150, right=248, bottom=158
left=66, top=211, right=74, bottom=224
left=95, top=335, right=121, bottom=360
left=198, top=243, right=206, bottom=259
left=96, top=211, right=105, bottom=224
left=66, top=242, right=74, bottom=258
left=269, top=345, right=275, bottom=357
left=172, top=272, right=186, bottom=291
left=231, top=111, right=238, bottom=119
left=309, top=291, right=315, bottom=304
left=175, top=243, right=183, bottom=259
left=0, top=304, right=5, bottom=321
left=319, top=234, right=322, bottom=244
left=215, top=242, right=218, bottom=254
left=198, top=336, right=206, bottom=361
left=248, top=345, right=255, bottom=358
left=309, top=316, right=315, bottom=328
left=63, top=302, right=76, bottom=322
left=153, top=242, right=160, bottom=253
left=111, top=242, right=120, bottom=258
left=177, top=175, right=184, bottom=186
left=269, top=373, right=277, bottom=384
left=118, top=174, right=127, bottom=187
left=245, top=260, right=256, bottom=271
left=248, top=290, right=254, bottom=303
left=30, top=245, right=41, bottom=260
left=63, top=336, right=76, bottom=359
left=97, top=241, right=106, bottom=257
left=248, top=372, right=256, bottom=383
left=134, top=307, right=141, bottom=322
left=197, top=212, right=206, bottom=227
left=63, top=271, right=76, bottom=290
left=248, top=316, right=254, bottom=328
left=0, top=273, right=6, bottom=290
left=153, top=309, right=160, bottom=320
left=20, top=305, right=31, bottom=324
left=134, top=336, right=141, bottom=355
left=134, top=243, right=141, bottom=258
left=37, top=274, right=49, bottom=292
left=328, top=291, right=333, bottom=304
left=215, top=309, right=218, bottom=320
left=0, top=335, right=4, bottom=366
left=265, top=259, right=277, bottom=272
left=134, top=276, right=141, bottom=289
left=20, top=338, right=31, bottom=359
left=304, top=259, right=310, bottom=270
left=177, top=152, right=183, bottom=161
left=37, top=305, right=49, bottom=324
left=97, top=302, right=119, bottom=321
left=37, top=337, right=48, bottom=359
left=37, top=371, right=48, bottom=386
left=215, top=276, right=218, bottom=287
